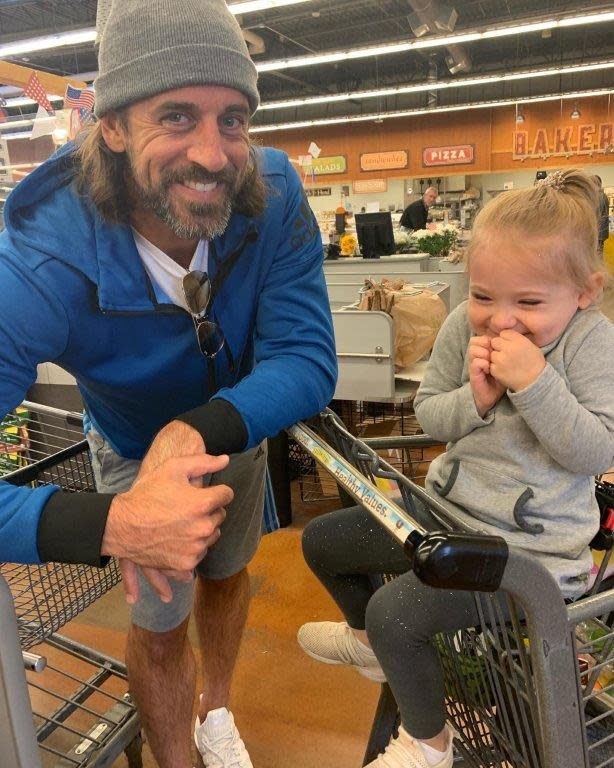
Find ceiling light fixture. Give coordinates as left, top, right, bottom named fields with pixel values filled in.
left=250, top=87, right=614, bottom=133
left=0, top=7, right=610, bottom=75
left=2, top=95, right=64, bottom=109
left=228, top=0, right=312, bottom=13
left=257, top=59, right=614, bottom=110
left=0, top=117, right=37, bottom=131
left=0, top=29, right=96, bottom=59
left=570, top=104, right=581, bottom=118
left=256, top=10, right=614, bottom=73
left=2, top=131, right=33, bottom=141
left=0, top=0, right=314, bottom=59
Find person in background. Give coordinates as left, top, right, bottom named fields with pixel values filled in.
left=595, top=175, right=610, bottom=250
left=400, top=186, right=438, bottom=230
left=0, top=0, right=336, bottom=766
left=297, top=168, right=613, bottom=768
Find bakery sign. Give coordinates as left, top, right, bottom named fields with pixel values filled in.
left=513, top=122, right=614, bottom=159
left=423, top=144, right=475, bottom=166
left=360, top=150, right=408, bottom=171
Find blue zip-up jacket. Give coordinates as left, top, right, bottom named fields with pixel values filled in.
left=0, top=143, right=336, bottom=565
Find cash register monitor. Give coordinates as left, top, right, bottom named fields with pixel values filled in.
left=355, top=212, right=395, bottom=259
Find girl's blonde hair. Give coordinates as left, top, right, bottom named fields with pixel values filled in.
left=468, top=168, right=607, bottom=293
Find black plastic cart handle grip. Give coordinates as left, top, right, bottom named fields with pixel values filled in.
left=411, top=531, right=509, bottom=592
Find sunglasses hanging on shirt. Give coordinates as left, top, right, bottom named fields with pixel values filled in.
left=182, top=270, right=226, bottom=358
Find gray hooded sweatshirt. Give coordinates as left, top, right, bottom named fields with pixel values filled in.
left=414, top=302, right=614, bottom=598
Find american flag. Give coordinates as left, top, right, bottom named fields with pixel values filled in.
left=23, top=72, right=54, bottom=113
left=64, top=84, right=95, bottom=113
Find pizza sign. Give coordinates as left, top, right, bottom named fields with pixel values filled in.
left=423, top=145, right=475, bottom=166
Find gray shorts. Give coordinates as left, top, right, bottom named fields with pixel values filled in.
left=87, top=428, right=266, bottom=632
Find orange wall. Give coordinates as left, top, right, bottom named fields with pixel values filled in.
left=258, top=95, right=614, bottom=182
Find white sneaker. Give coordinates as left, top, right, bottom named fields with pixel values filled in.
left=297, top=621, right=386, bottom=682
left=194, top=707, right=253, bottom=768
left=365, top=725, right=455, bottom=768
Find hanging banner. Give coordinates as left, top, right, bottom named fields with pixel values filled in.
left=423, top=144, right=475, bottom=166
left=311, top=155, right=347, bottom=175
left=360, top=150, right=408, bottom=171
left=512, top=122, right=614, bottom=160
left=353, top=178, right=388, bottom=194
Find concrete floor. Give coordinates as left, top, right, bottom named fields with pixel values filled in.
left=49, top=490, right=380, bottom=768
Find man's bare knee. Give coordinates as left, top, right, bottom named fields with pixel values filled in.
left=197, top=568, right=247, bottom=588
left=129, top=617, right=190, bottom=665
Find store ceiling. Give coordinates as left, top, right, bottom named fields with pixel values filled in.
left=0, top=0, right=613, bottom=131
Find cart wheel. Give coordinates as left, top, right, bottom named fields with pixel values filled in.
left=124, top=732, right=144, bottom=768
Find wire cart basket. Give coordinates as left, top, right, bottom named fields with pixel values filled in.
left=0, top=401, right=143, bottom=768
left=290, top=409, right=614, bottom=768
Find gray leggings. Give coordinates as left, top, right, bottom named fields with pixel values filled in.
left=302, top=504, right=507, bottom=739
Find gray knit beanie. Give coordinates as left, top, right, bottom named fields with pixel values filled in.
left=94, top=0, right=259, bottom=117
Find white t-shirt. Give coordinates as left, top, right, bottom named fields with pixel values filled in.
left=131, top=227, right=209, bottom=311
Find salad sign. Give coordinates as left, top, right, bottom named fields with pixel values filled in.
left=311, top=155, right=347, bottom=175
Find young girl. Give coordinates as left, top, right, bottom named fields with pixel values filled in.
left=298, top=169, right=614, bottom=768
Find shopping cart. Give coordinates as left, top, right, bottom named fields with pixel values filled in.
left=290, top=409, right=614, bottom=768
left=0, top=401, right=143, bottom=768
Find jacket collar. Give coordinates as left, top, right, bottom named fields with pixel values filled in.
left=93, top=212, right=256, bottom=313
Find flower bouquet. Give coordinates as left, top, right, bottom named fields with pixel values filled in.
left=411, top=224, right=459, bottom=258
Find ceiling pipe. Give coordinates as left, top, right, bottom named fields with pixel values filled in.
left=407, top=0, right=471, bottom=74
left=242, top=28, right=266, bottom=55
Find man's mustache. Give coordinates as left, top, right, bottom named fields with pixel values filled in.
left=162, top=165, right=238, bottom=188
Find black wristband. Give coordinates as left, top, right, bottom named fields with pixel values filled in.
left=176, top=398, right=248, bottom=455
left=37, top=491, right=115, bottom=567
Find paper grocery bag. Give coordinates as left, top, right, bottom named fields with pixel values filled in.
left=358, top=278, right=447, bottom=368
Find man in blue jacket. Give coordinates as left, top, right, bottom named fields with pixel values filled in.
left=0, top=0, right=336, bottom=765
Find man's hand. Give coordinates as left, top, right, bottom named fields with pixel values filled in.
left=120, top=420, right=215, bottom=602
left=490, top=330, right=546, bottom=392
left=119, top=560, right=197, bottom=605
left=101, top=452, right=232, bottom=577
left=140, top=420, right=206, bottom=476
left=468, top=336, right=506, bottom=418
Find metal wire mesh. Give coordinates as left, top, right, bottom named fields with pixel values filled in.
left=0, top=403, right=121, bottom=651
left=573, top=613, right=614, bottom=767
left=2, top=560, right=121, bottom=652
left=307, top=409, right=614, bottom=768
left=289, top=399, right=433, bottom=502
left=28, top=636, right=140, bottom=768
left=0, top=403, right=86, bottom=472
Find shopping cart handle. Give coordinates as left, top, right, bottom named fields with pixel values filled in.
left=412, top=531, right=509, bottom=592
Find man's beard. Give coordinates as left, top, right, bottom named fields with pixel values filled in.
left=126, top=152, right=245, bottom=240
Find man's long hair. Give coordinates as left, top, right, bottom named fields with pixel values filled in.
left=73, top=116, right=268, bottom=224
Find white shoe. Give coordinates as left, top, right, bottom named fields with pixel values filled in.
left=194, top=706, right=253, bottom=768
left=297, top=621, right=386, bottom=682
left=365, top=725, right=455, bottom=768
